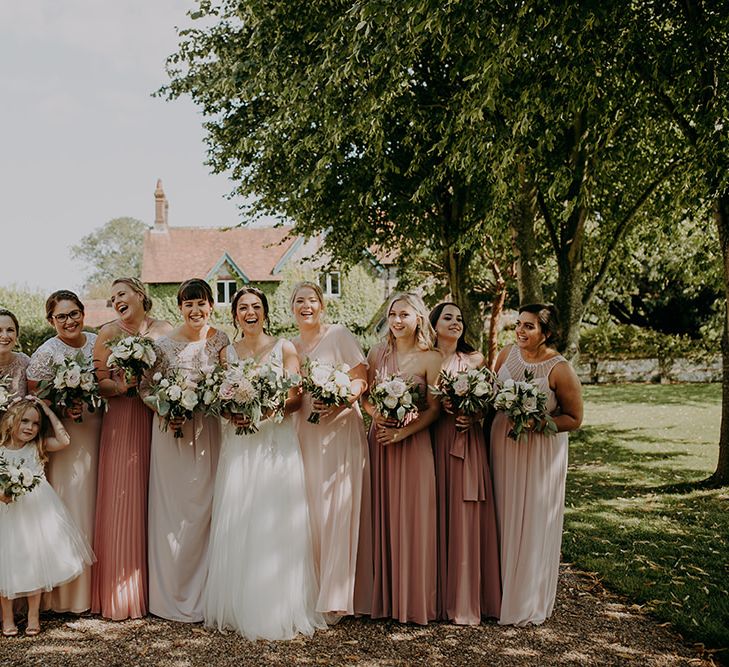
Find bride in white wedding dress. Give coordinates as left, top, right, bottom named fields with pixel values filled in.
left=204, top=288, right=325, bottom=640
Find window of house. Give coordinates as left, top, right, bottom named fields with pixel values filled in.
left=319, top=271, right=341, bottom=298
left=216, top=280, right=237, bottom=305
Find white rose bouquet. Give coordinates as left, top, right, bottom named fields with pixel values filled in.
left=142, top=368, right=202, bottom=438
left=0, top=376, right=16, bottom=413
left=430, top=366, right=496, bottom=416
left=204, top=359, right=300, bottom=435
left=36, top=352, right=104, bottom=423
left=106, top=335, right=157, bottom=396
left=0, top=454, right=42, bottom=501
left=494, top=371, right=557, bottom=441
left=301, top=359, right=353, bottom=424
left=369, top=371, right=421, bottom=426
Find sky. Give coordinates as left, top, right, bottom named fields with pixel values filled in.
left=0, top=1, right=269, bottom=294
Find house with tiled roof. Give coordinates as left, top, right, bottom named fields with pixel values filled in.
left=140, top=180, right=397, bottom=307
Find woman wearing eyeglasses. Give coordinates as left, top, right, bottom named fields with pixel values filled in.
left=26, top=290, right=103, bottom=614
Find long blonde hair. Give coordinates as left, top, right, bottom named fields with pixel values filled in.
left=384, top=292, right=435, bottom=355
left=0, top=399, right=49, bottom=463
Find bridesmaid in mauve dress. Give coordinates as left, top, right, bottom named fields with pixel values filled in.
left=490, top=304, right=583, bottom=626
left=27, top=290, right=103, bottom=614
left=361, top=292, right=442, bottom=625
left=91, top=278, right=172, bottom=620
left=0, top=309, right=30, bottom=398
left=290, top=282, right=372, bottom=620
left=429, top=303, right=501, bottom=625
left=139, top=279, right=229, bottom=622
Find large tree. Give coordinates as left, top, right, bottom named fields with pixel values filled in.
left=71, top=217, right=146, bottom=288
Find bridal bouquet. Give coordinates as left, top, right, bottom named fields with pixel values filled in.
left=0, top=454, right=42, bottom=501
left=369, top=372, right=421, bottom=426
left=430, top=366, right=496, bottom=416
left=143, top=368, right=201, bottom=438
left=301, top=359, right=353, bottom=424
left=205, top=359, right=300, bottom=435
left=0, top=376, right=16, bottom=413
left=106, top=335, right=157, bottom=396
left=36, top=352, right=104, bottom=423
left=494, top=371, right=556, bottom=441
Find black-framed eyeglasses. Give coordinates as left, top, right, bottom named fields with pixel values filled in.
left=53, top=309, right=83, bottom=323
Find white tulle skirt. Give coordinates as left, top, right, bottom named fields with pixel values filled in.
left=204, top=417, right=325, bottom=640
left=0, top=479, right=95, bottom=599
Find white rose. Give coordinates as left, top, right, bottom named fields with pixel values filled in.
left=80, top=372, right=95, bottom=391
left=180, top=389, right=199, bottom=411
left=401, top=391, right=412, bottom=406
left=203, top=389, right=215, bottom=405
left=20, top=468, right=34, bottom=487
left=115, top=347, right=132, bottom=361
left=523, top=396, right=538, bottom=412
left=474, top=382, right=490, bottom=397
left=453, top=377, right=470, bottom=396
left=167, top=385, right=182, bottom=401
left=160, top=378, right=170, bottom=388
left=143, top=347, right=157, bottom=365
left=386, top=378, right=407, bottom=398
left=311, top=366, right=332, bottom=386
left=502, top=378, right=515, bottom=390
left=383, top=395, right=399, bottom=409
left=132, top=342, right=145, bottom=359
left=333, top=371, right=350, bottom=388
left=153, top=372, right=163, bottom=382
left=8, top=466, right=21, bottom=484
left=65, top=368, right=81, bottom=388
left=107, top=353, right=117, bottom=366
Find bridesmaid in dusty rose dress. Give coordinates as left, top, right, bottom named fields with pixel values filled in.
left=429, top=303, right=501, bottom=624
left=290, top=282, right=372, bottom=620
left=0, top=309, right=30, bottom=398
left=361, top=292, right=441, bottom=625
left=91, top=278, right=172, bottom=620
left=27, top=290, right=103, bottom=614
left=140, top=279, right=229, bottom=622
left=490, top=304, right=582, bottom=626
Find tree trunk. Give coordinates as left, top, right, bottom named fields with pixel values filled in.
left=710, top=194, right=729, bottom=486
left=487, top=286, right=506, bottom=370
left=443, top=245, right=482, bottom=349
left=511, top=162, right=544, bottom=305
left=554, top=249, right=585, bottom=362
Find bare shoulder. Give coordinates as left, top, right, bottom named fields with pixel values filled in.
left=280, top=338, right=298, bottom=356
left=96, top=320, right=122, bottom=343
left=466, top=350, right=485, bottom=368
left=494, top=345, right=513, bottom=371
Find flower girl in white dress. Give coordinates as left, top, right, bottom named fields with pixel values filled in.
left=0, top=398, right=94, bottom=636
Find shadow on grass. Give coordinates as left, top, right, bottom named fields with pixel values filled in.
left=583, top=383, right=721, bottom=408
left=565, top=425, right=729, bottom=659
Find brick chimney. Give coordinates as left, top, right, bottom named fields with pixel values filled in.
left=153, top=179, right=169, bottom=232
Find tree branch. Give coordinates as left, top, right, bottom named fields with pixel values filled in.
left=536, top=187, right=560, bottom=255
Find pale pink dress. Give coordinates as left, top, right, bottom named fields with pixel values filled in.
left=140, top=330, right=229, bottom=622
left=27, top=334, right=103, bottom=613
left=433, top=352, right=501, bottom=624
left=368, top=345, right=437, bottom=625
left=293, top=324, right=372, bottom=616
left=490, top=345, right=569, bottom=626
left=0, top=352, right=29, bottom=399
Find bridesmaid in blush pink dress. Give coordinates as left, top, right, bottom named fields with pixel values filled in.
left=0, top=309, right=30, bottom=399
left=91, top=278, right=172, bottom=620
left=361, top=292, right=442, bottom=625
left=429, top=303, right=500, bottom=625
left=27, top=290, right=103, bottom=614
left=290, top=282, right=371, bottom=620
left=490, top=304, right=583, bottom=626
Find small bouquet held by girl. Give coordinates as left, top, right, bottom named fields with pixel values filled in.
left=430, top=366, right=496, bottom=417
left=106, top=335, right=157, bottom=396
left=143, top=368, right=202, bottom=438
left=0, top=376, right=16, bottom=413
left=494, top=371, right=557, bottom=441
left=0, top=452, right=42, bottom=501
left=36, top=352, right=104, bottom=423
left=205, top=359, right=300, bottom=435
left=300, top=359, right=353, bottom=423
left=369, top=371, right=421, bottom=426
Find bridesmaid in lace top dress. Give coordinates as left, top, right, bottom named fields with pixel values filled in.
left=139, top=279, right=229, bottom=622
left=290, top=282, right=372, bottom=620
left=490, top=304, right=583, bottom=626
left=0, top=309, right=30, bottom=399
left=429, top=303, right=501, bottom=625
left=26, top=290, right=103, bottom=614
left=91, top=278, right=172, bottom=620
left=361, top=292, right=442, bottom=625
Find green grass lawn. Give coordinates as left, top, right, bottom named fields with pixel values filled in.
left=564, top=383, right=728, bottom=659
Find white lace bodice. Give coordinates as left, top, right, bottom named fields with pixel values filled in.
left=497, top=345, right=567, bottom=414
left=224, top=338, right=285, bottom=367
left=26, top=335, right=97, bottom=381
left=0, top=443, right=44, bottom=477
left=0, top=352, right=30, bottom=397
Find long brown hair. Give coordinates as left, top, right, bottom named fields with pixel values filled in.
left=0, top=399, right=49, bottom=463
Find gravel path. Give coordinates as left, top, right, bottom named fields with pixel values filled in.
left=0, top=566, right=717, bottom=667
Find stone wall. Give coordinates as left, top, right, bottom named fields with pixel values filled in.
left=574, top=356, right=721, bottom=384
